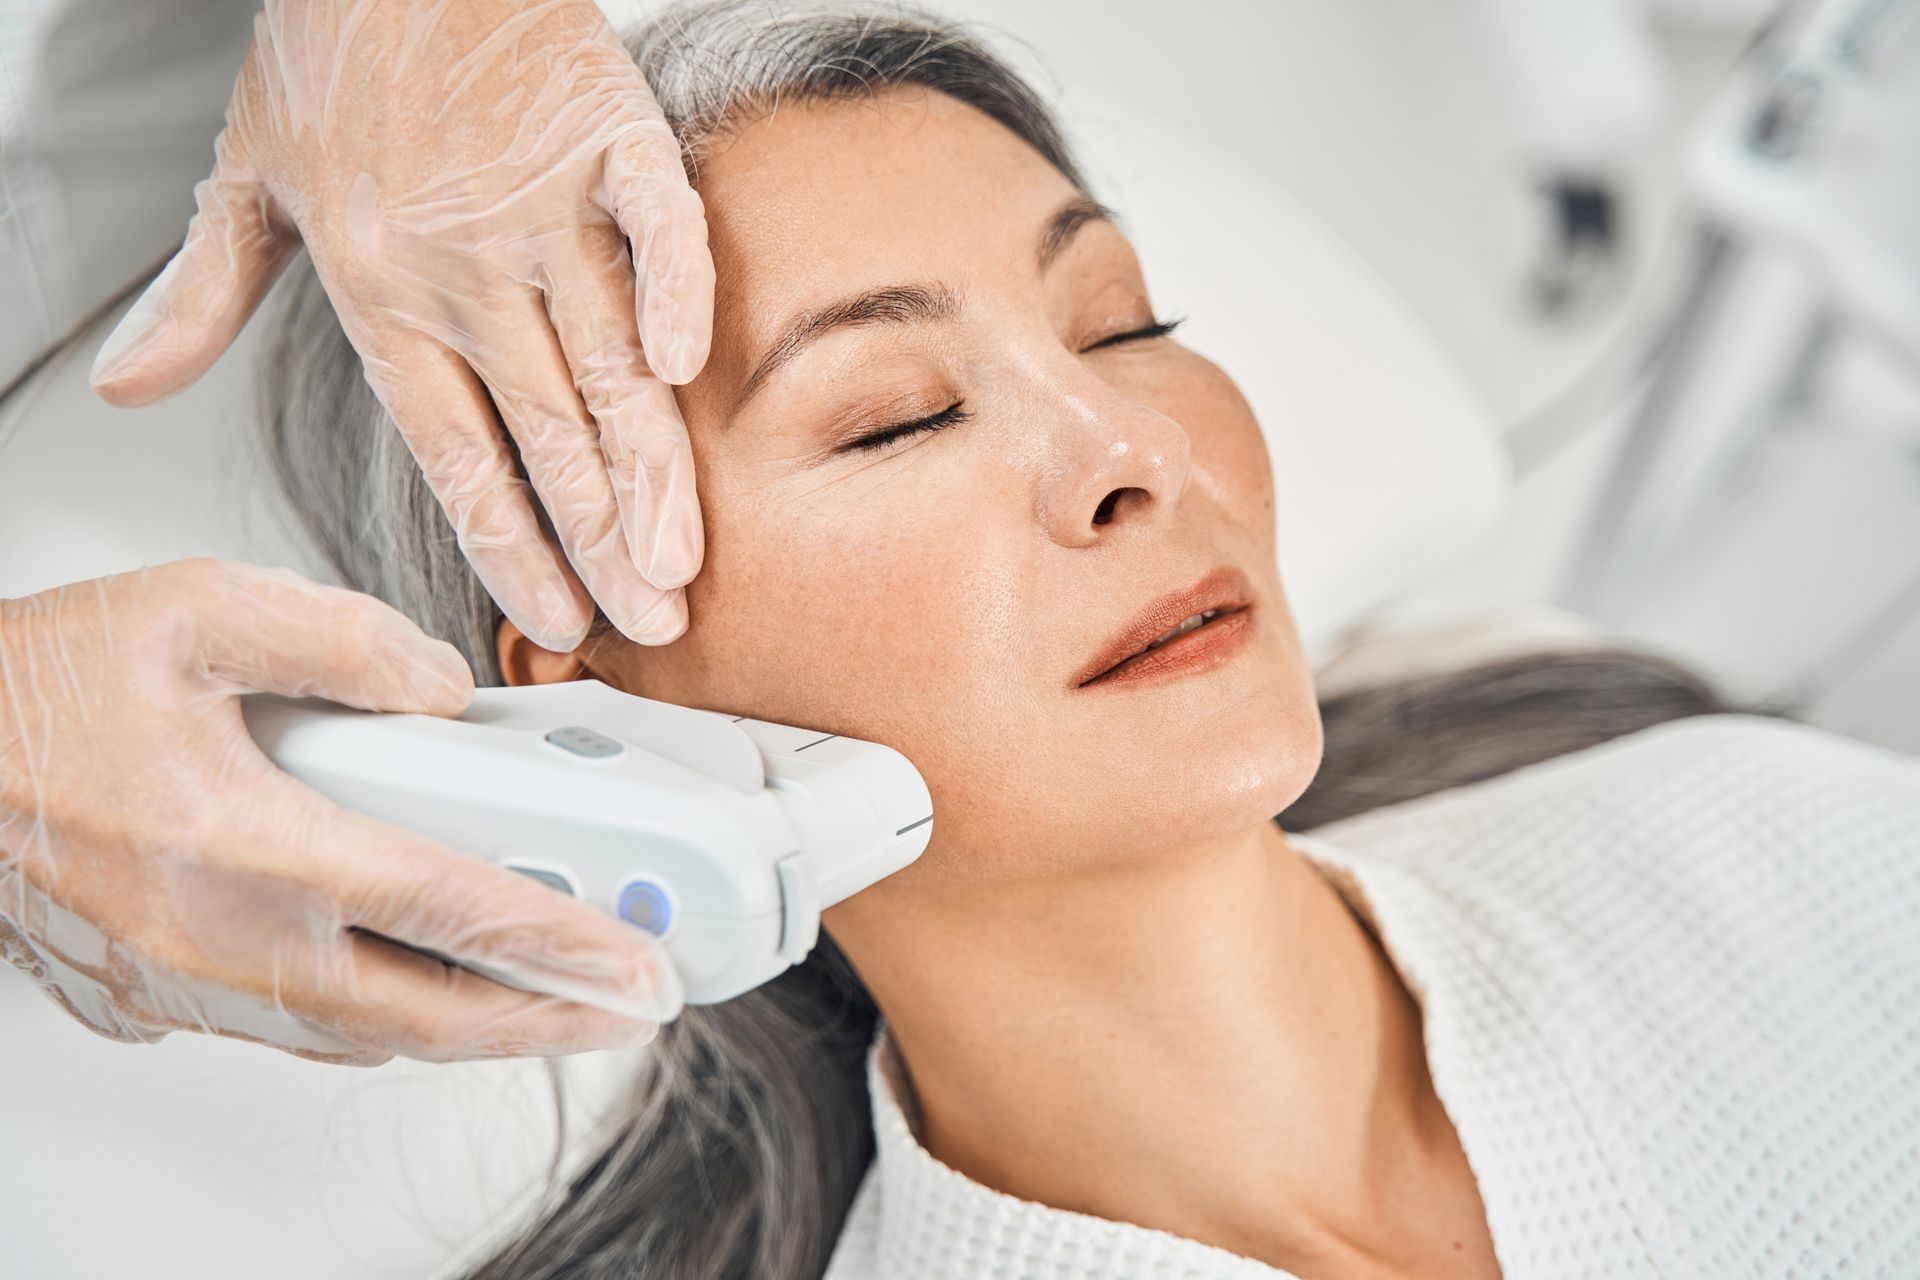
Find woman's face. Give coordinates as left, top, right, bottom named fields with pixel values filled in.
left=574, top=88, right=1322, bottom=892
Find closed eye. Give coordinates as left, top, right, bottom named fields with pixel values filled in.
left=838, top=316, right=1180, bottom=455
left=844, top=402, right=973, bottom=453
left=1083, top=316, right=1184, bottom=352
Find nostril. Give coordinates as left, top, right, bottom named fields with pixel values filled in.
left=1092, top=486, right=1150, bottom=527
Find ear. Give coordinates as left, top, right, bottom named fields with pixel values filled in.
left=495, top=616, right=590, bottom=687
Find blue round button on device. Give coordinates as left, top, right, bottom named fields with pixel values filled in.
left=617, top=879, right=675, bottom=936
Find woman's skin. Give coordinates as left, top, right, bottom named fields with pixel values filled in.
left=498, top=89, right=1502, bottom=1278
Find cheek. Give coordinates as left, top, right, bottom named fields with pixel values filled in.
left=602, top=362, right=1311, bottom=888
left=625, top=442, right=1038, bottom=787
left=1176, top=357, right=1276, bottom=543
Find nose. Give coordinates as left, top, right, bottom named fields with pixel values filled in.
left=1037, top=385, right=1192, bottom=549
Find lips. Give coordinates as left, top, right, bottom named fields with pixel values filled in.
left=1075, top=566, right=1255, bottom=687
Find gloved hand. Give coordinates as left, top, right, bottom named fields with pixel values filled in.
left=89, top=0, right=713, bottom=651
left=0, top=560, right=684, bottom=1066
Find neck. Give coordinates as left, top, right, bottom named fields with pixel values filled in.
left=827, top=820, right=1445, bottom=1267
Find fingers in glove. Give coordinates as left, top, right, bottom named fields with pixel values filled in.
left=244, top=769, right=684, bottom=1024
left=177, top=560, right=474, bottom=714
left=92, top=150, right=298, bottom=405
left=356, top=334, right=599, bottom=652
left=542, top=224, right=703, bottom=591
left=471, top=293, right=688, bottom=644
left=305, top=930, right=660, bottom=1063
left=602, top=119, right=715, bottom=387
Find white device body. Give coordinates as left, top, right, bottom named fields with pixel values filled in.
left=242, top=681, right=932, bottom=1004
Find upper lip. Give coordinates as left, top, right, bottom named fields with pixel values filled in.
left=1074, top=566, right=1254, bottom=687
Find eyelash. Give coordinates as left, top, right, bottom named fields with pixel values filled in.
left=843, top=316, right=1184, bottom=453
left=846, top=402, right=975, bottom=453
left=1084, top=315, right=1184, bottom=351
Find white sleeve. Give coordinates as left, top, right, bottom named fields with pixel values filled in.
left=0, top=0, right=255, bottom=389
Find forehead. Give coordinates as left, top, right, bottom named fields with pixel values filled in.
left=689, top=89, right=1083, bottom=366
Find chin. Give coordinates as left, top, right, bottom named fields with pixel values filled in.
left=1074, top=694, right=1325, bottom=857
left=1179, top=649, right=1325, bottom=812
left=1192, top=700, right=1324, bottom=832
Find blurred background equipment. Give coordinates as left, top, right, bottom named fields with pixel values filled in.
left=1557, top=0, right=1920, bottom=726
left=1317, top=0, right=1920, bottom=753
left=1471, top=0, right=1669, bottom=318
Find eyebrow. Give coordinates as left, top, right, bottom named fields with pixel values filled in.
left=734, top=284, right=960, bottom=412
left=1037, top=196, right=1119, bottom=272
left=730, top=195, right=1120, bottom=415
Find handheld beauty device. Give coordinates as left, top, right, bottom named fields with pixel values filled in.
left=243, top=680, right=932, bottom=1004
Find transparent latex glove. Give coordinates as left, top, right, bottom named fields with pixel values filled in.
left=0, top=560, right=684, bottom=1066
left=90, top=0, right=714, bottom=651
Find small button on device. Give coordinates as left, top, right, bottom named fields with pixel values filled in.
left=616, top=878, right=676, bottom=937
left=544, top=726, right=624, bottom=759
left=503, top=862, right=579, bottom=898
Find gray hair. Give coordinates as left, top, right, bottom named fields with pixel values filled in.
left=256, top=3, right=1753, bottom=1275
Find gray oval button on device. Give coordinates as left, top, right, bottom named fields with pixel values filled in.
left=544, top=726, right=625, bottom=759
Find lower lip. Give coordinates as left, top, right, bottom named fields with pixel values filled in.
left=1081, top=608, right=1256, bottom=690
